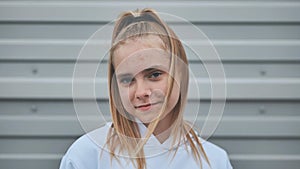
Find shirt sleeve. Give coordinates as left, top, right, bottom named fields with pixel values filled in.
left=225, top=153, right=233, bottom=169
left=59, top=155, right=79, bottom=169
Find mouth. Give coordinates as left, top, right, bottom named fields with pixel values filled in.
left=135, top=102, right=161, bottom=111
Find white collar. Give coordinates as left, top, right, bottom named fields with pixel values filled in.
left=135, top=120, right=188, bottom=157
left=88, top=121, right=202, bottom=158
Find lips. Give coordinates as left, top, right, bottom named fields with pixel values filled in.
left=135, top=102, right=161, bottom=111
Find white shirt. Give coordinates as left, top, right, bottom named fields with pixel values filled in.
left=59, top=122, right=233, bottom=169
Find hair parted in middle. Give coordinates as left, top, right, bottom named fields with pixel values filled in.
left=106, top=8, right=210, bottom=169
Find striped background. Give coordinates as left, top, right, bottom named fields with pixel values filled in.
left=0, top=1, right=300, bottom=169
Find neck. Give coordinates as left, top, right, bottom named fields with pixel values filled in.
left=144, top=110, right=175, bottom=143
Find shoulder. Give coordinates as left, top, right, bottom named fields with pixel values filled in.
left=59, top=123, right=112, bottom=169
left=200, top=139, right=233, bottom=169
left=201, top=139, right=227, bottom=157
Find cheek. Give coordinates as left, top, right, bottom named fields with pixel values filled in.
left=158, top=76, right=170, bottom=94
left=163, top=75, right=180, bottom=97
left=171, top=83, right=180, bottom=100
left=167, top=80, right=181, bottom=107
left=118, top=86, right=134, bottom=106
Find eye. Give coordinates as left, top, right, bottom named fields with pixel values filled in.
left=148, top=71, right=163, bottom=79
left=120, top=77, right=134, bottom=85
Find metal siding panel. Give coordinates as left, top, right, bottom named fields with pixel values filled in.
left=0, top=138, right=75, bottom=154
left=1, top=100, right=300, bottom=116
left=0, top=78, right=300, bottom=99
left=0, top=2, right=300, bottom=22
left=1, top=24, right=300, bottom=39
left=0, top=158, right=60, bottom=169
left=1, top=39, right=300, bottom=62
left=1, top=62, right=300, bottom=78
left=231, top=159, right=300, bottom=169
left=1, top=115, right=300, bottom=137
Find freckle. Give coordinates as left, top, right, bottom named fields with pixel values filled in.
left=138, top=56, right=145, bottom=61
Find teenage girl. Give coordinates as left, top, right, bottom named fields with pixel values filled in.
left=60, top=8, right=233, bottom=169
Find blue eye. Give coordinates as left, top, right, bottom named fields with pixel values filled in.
left=149, top=71, right=162, bottom=79
left=120, top=77, right=134, bottom=84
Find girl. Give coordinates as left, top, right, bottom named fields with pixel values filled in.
left=60, top=8, right=232, bottom=169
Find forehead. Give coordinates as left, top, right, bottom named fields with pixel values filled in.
left=113, top=35, right=170, bottom=74
left=113, top=35, right=166, bottom=65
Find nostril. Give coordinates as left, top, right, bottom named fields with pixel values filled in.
left=137, top=94, right=149, bottom=100
left=136, top=90, right=151, bottom=100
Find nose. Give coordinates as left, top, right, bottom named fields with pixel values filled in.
left=135, top=80, right=151, bottom=100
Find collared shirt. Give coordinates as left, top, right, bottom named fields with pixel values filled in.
left=59, top=122, right=233, bottom=169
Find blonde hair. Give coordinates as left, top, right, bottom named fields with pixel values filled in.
left=106, top=8, right=210, bottom=169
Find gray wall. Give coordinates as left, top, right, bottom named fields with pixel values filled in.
left=1, top=1, right=300, bottom=169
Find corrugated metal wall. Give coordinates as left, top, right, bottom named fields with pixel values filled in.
left=1, top=1, right=300, bottom=169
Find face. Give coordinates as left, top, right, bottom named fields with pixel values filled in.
left=112, top=36, right=180, bottom=124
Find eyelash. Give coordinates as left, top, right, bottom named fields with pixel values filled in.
left=119, top=71, right=163, bottom=85
left=148, top=71, right=163, bottom=79
left=120, top=77, right=134, bottom=84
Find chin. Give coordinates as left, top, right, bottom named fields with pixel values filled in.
left=136, top=115, right=158, bottom=124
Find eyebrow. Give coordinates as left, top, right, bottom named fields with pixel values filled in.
left=144, top=65, right=169, bottom=72
left=117, top=73, right=132, bottom=79
left=116, top=65, right=168, bottom=79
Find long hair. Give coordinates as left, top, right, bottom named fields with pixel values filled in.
left=106, top=8, right=210, bottom=169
